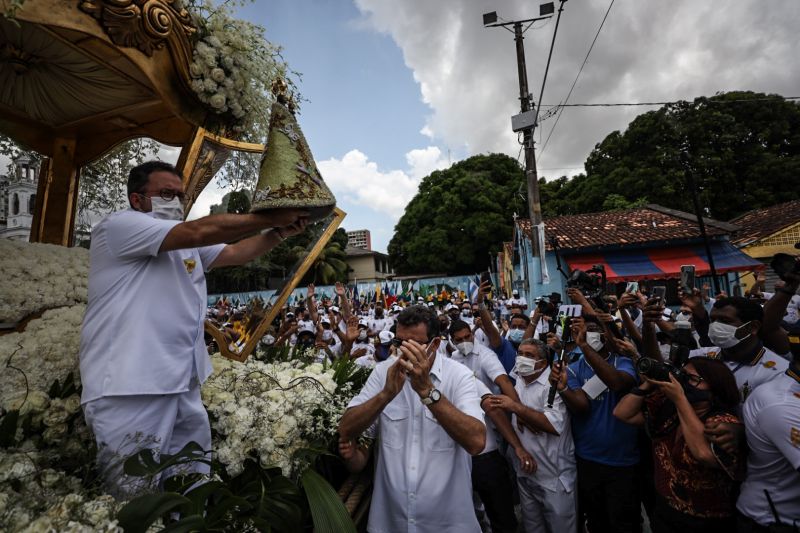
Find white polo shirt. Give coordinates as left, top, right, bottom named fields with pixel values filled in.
left=737, top=372, right=800, bottom=526
left=690, top=345, right=789, bottom=407
left=451, top=342, right=507, bottom=394
left=348, top=354, right=484, bottom=533
left=79, top=210, right=225, bottom=404
left=511, top=367, right=576, bottom=492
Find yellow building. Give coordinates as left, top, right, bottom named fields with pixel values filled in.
left=730, top=200, right=800, bottom=292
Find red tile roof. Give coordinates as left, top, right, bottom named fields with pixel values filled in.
left=516, top=204, right=738, bottom=251
left=728, top=200, right=800, bottom=246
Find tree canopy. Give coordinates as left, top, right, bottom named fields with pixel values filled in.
left=538, top=91, right=800, bottom=221
left=388, top=153, right=526, bottom=275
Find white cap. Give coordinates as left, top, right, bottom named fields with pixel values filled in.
left=298, top=324, right=315, bottom=335
left=330, top=305, right=340, bottom=314
left=379, top=330, right=395, bottom=345
left=445, top=303, right=458, bottom=311
left=358, top=318, right=369, bottom=328
left=320, top=316, right=331, bottom=325
left=427, top=302, right=434, bottom=307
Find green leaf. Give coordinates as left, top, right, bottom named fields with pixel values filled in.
left=0, top=410, right=20, bottom=447
left=300, top=468, right=356, bottom=533
left=117, top=492, right=192, bottom=533
left=159, top=514, right=207, bottom=533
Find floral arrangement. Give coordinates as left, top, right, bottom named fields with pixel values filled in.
left=0, top=240, right=88, bottom=324
left=186, top=0, right=296, bottom=138
left=1, top=241, right=366, bottom=531
left=203, top=354, right=352, bottom=478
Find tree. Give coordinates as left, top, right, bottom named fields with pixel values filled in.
left=388, top=153, right=526, bottom=275
left=294, top=240, right=349, bottom=285
left=538, top=91, right=800, bottom=221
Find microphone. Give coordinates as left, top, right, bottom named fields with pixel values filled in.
left=547, top=316, right=570, bottom=408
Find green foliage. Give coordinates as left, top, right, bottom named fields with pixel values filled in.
left=538, top=91, right=800, bottom=220
left=300, top=468, right=357, bottom=533
left=389, top=153, right=526, bottom=275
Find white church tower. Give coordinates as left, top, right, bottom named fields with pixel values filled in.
left=0, top=154, right=39, bottom=241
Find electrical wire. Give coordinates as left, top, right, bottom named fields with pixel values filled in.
left=540, top=96, right=800, bottom=108
left=534, top=0, right=567, bottom=129
left=540, top=0, right=615, bottom=156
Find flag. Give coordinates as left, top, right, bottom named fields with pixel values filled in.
left=468, top=274, right=481, bottom=303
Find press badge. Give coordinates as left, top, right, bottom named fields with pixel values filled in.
left=582, top=374, right=608, bottom=400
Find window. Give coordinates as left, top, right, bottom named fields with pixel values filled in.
left=28, top=194, right=35, bottom=214
left=12, top=193, right=19, bottom=215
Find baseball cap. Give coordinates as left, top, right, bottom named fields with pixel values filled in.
left=330, top=305, right=340, bottom=314
left=298, top=323, right=315, bottom=335
left=358, top=318, right=369, bottom=328
left=320, top=316, right=331, bottom=325
left=379, top=330, right=395, bottom=345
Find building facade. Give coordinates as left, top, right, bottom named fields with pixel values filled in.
left=345, top=245, right=393, bottom=283
left=346, top=229, right=371, bottom=250
left=0, top=154, right=39, bottom=241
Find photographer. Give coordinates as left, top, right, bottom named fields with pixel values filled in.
left=549, top=316, right=640, bottom=533
left=613, top=358, right=744, bottom=533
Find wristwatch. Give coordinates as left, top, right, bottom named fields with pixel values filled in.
left=421, top=388, right=442, bottom=406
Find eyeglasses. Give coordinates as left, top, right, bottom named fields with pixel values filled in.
left=139, top=189, right=187, bottom=202
left=683, top=372, right=704, bottom=387
left=391, top=337, right=433, bottom=347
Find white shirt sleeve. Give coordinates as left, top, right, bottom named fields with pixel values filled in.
left=759, top=402, right=800, bottom=470
left=542, top=387, right=568, bottom=436
left=481, top=353, right=507, bottom=385
left=449, top=368, right=485, bottom=424
left=198, top=244, right=227, bottom=272
left=103, top=210, right=180, bottom=259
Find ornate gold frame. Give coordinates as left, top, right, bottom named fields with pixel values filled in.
left=204, top=207, right=346, bottom=362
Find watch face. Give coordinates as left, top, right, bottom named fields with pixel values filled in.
left=430, top=389, right=441, bottom=401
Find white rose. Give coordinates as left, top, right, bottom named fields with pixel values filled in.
left=189, top=61, right=203, bottom=78
left=43, top=423, right=68, bottom=443
left=63, top=394, right=81, bottom=415
left=210, top=68, right=226, bottom=83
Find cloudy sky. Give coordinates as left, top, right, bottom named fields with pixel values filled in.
left=11, top=0, right=796, bottom=252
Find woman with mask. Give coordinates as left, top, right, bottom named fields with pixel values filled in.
left=614, top=358, right=744, bottom=533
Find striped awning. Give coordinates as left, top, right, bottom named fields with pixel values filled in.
left=565, top=241, right=764, bottom=282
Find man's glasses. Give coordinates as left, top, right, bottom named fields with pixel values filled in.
left=139, top=189, right=187, bottom=202
left=683, top=372, right=704, bottom=387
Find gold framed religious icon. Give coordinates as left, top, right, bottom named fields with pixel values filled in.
left=204, top=207, right=346, bottom=362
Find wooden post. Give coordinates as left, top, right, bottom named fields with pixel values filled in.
left=29, top=137, right=79, bottom=246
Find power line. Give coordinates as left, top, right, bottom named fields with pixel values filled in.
left=539, top=96, right=800, bottom=108
left=534, top=0, right=567, bottom=130
left=540, top=0, right=615, bottom=156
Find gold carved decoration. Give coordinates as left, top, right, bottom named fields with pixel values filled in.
left=79, top=0, right=196, bottom=57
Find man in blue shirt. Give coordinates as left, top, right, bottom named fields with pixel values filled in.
left=550, top=316, right=641, bottom=533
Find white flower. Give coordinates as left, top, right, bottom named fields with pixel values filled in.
left=189, top=61, right=203, bottom=77
left=210, top=68, right=226, bottom=83
left=202, top=78, right=218, bottom=92
left=209, top=93, right=226, bottom=110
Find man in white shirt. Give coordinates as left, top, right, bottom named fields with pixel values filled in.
left=79, top=161, right=309, bottom=497
left=490, top=338, right=576, bottom=533
left=369, top=304, right=392, bottom=334
left=736, top=360, right=800, bottom=531
left=338, top=305, right=486, bottom=533
left=449, top=320, right=518, bottom=398
left=509, top=289, right=528, bottom=311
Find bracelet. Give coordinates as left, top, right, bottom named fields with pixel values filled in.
left=629, top=387, right=650, bottom=397
left=776, top=287, right=797, bottom=297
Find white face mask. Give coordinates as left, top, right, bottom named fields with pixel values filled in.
left=514, top=356, right=547, bottom=376
left=322, top=330, right=333, bottom=341
left=708, top=321, right=751, bottom=349
left=456, top=341, right=474, bottom=355
left=676, top=312, right=692, bottom=323
left=462, top=309, right=471, bottom=317
left=586, top=331, right=604, bottom=352
left=149, top=196, right=184, bottom=221
left=357, top=330, right=367, bottom=341
left=658, top=343, right=672, bottom=361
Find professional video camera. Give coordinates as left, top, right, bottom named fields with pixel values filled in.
left=636, top=358, right=686, bottom=383
left=566, top=264, right=606, bottom=300
left=668, top=321, right=697, bottom=367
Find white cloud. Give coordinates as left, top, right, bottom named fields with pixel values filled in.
left=354, top=0, right=800, bottom=178
left=318, top=146, right=448, bottom=220
left=187, top=183, right=225, bottom=221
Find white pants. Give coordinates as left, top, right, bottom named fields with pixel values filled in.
left=518, top=476, right=577, bottom=533
left=83, top=383, right=211, bottom=499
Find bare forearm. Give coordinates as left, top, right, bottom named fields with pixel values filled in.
left=559, top=388, right=590, bottom=415
left=161, top=213, right=277, bottom=252
left=480, top=307, right=501, bottom=348
left=619, top=309, right=642, bottom=344
left=486, top=406, right=525, bottom=450
left=674, top=397, right=716, bottom=465
left=338, top=391, right=391, bottom=440
left=428, top=396, right=486, bottom=455
left=496, top=376, right=520, bottom=403
left=613, top=393, right=646, bottom=425
left=641, top=322, right=661, bottom=361
left=512, top=403, right=557, bottom=435
left=213, top=231, right=283, bottom=267
left=343, top=446, right=370, bottom=473
left=581, top=343, right=634, bottom=392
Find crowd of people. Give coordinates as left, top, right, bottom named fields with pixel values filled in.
left=245, top=272, right=800, bottom=533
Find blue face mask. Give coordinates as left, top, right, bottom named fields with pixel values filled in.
left=508, top=329, right=525, bottom=344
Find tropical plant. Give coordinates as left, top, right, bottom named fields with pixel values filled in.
left=294, top=241, right=349, bottom=285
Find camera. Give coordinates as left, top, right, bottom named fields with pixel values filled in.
left=566, top=264, right=606, bottom=299
left=771, top=251, right=800, bottom=282
left=636, top=358, right=684, bottom=383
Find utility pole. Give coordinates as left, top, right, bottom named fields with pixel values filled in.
left=514, top=22, right=543, bottom=252
left=484, top=5, right=555, bottom=255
